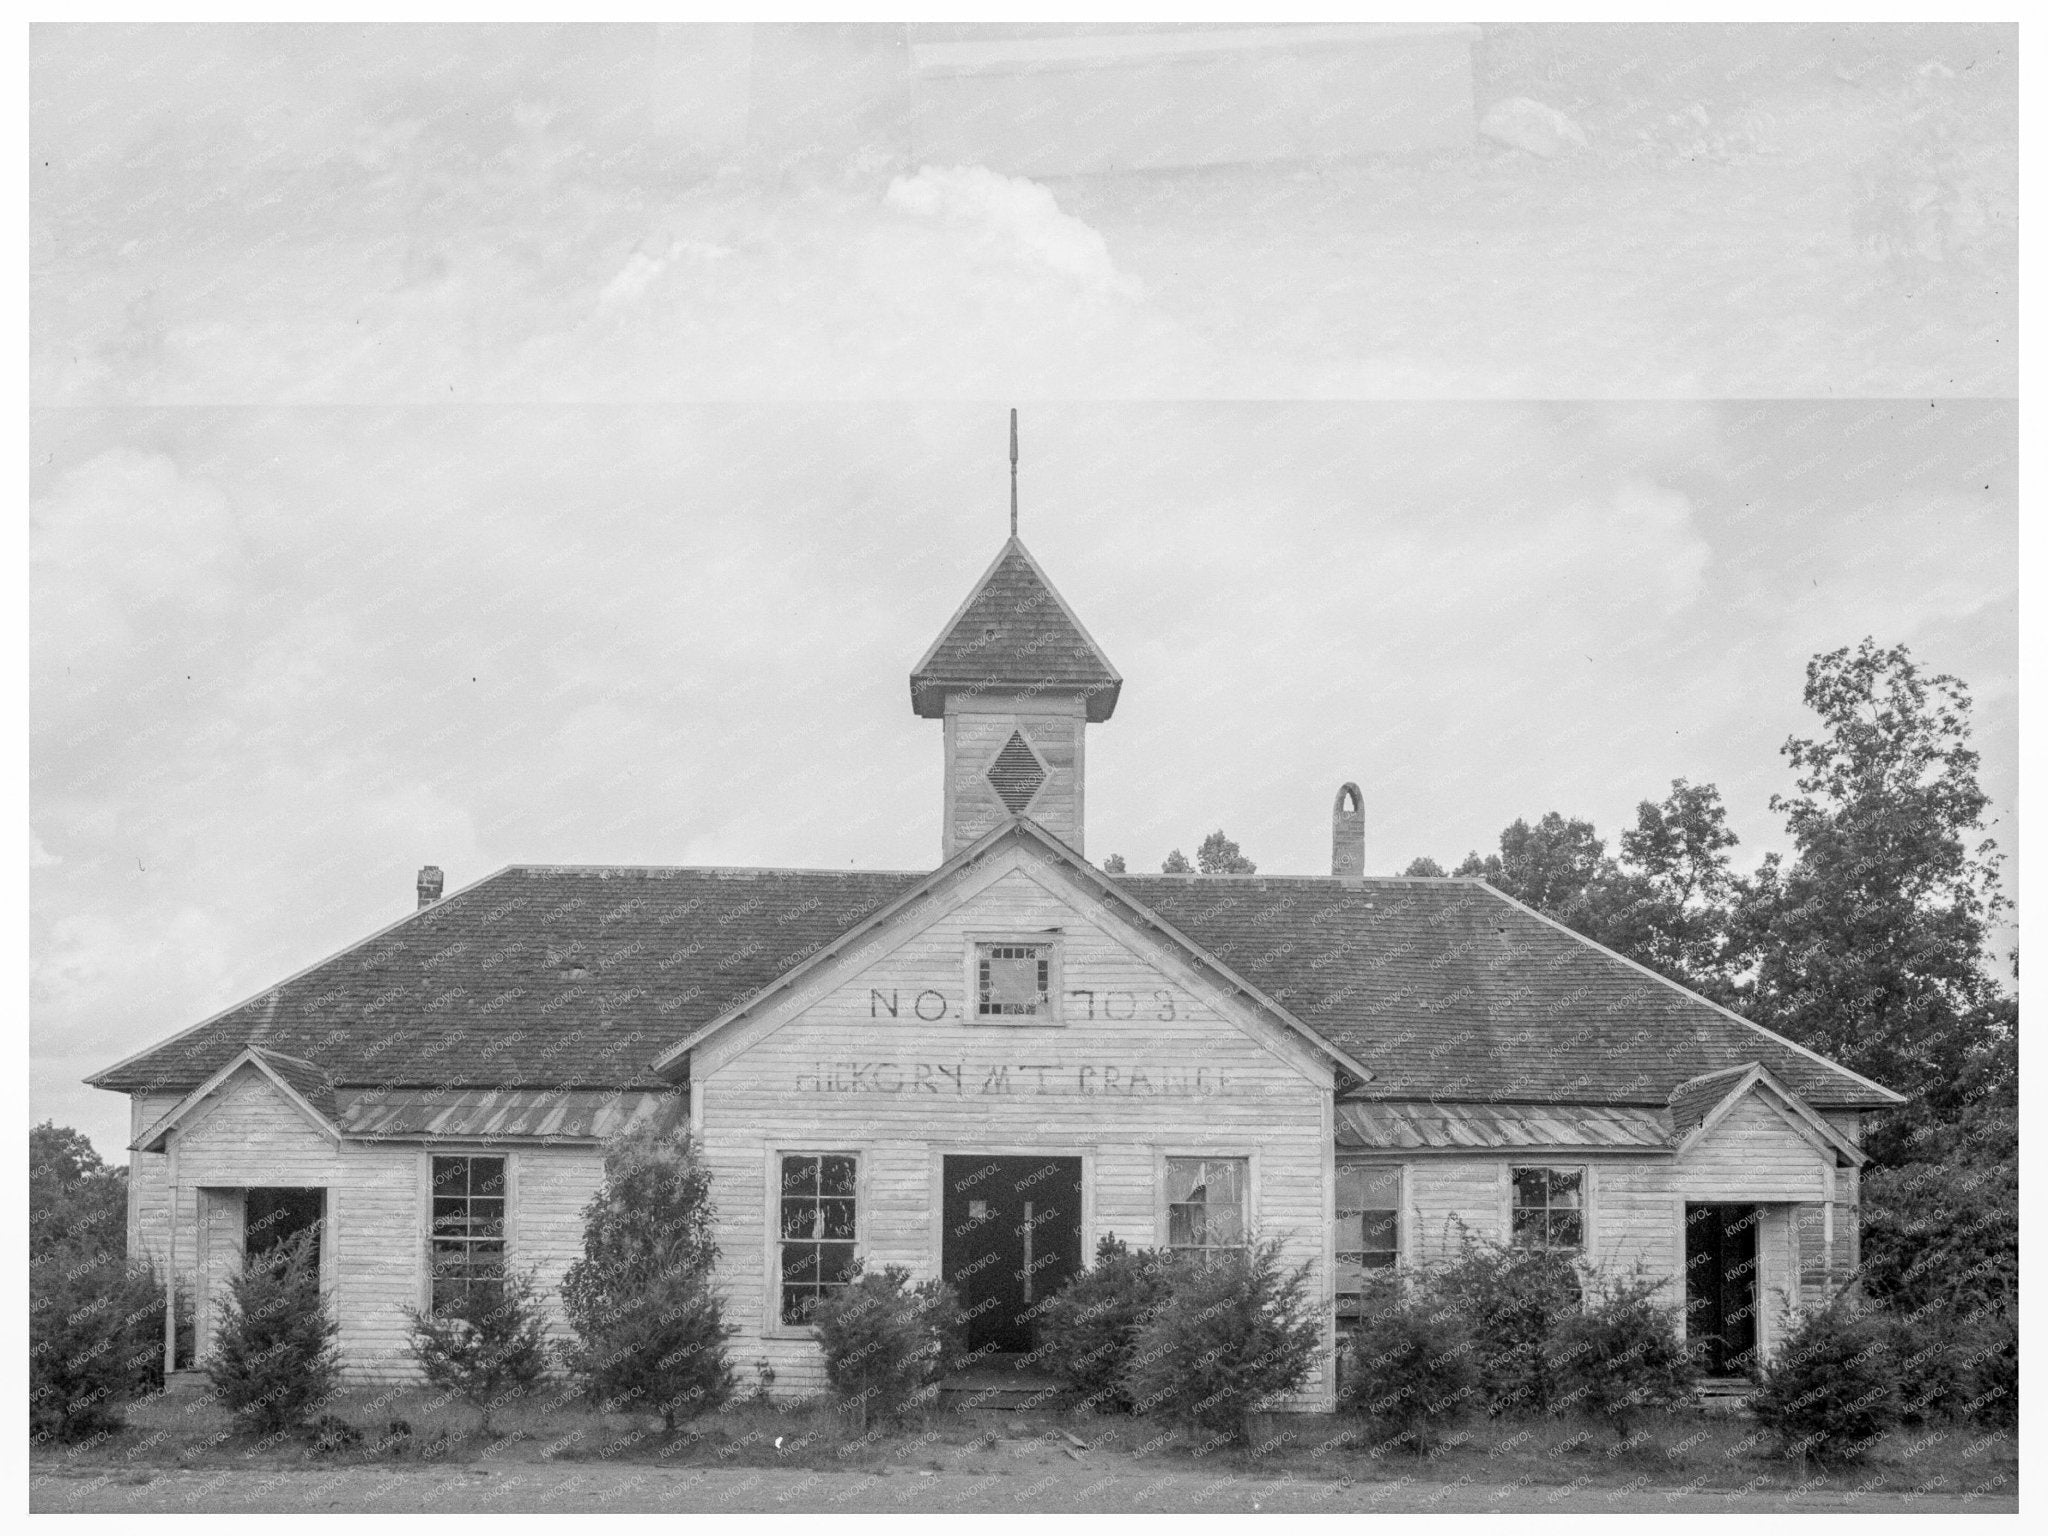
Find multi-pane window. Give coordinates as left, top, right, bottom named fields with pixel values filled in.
left=1165, top=1156, right=1248, bottom=1257
left=1511, top=1166, right=1584, bottom=1252
left=976, top=943, right=1050, bottom=1017
left=779, top=1154, right=858, bottom=1326
left=1335, top=1164, right=1401, bottom=1313
left=429, top=1155, right=506, bottom=1312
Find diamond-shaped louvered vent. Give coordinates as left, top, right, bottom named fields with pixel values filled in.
left=986, top=732, right=1047, bottom=814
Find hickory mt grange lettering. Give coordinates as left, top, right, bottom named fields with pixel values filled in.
left=792, top=1061, right=1232, bottom=1097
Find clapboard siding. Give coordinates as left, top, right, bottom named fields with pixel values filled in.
left=131, top=1067, right=610, bottom=1382
left=1590, top=1161, right=1680, bottom=1288
left=1404, top=1160, right=1504, bottom=1260
left=128, top=1093, right=181, bottom=1272
left=945, top=700, right=1084, bottom=855
left=1401, top=1156, right=1675, bottom=1290
left=513, top=1145, right=607, bottom=1333
left=701, top=858, right=1335, bottom=1407
left=1676, top=1094, right=1828, bottom=1202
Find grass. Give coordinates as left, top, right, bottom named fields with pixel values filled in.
left=35, top=1381, right=2017, bottom=1503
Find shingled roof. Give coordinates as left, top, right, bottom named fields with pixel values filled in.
left=90, top=857, right=1897, bottom=1112
left=89, top=866, right=923, bottom=1096
left=1117, top=875, right=1900, bottom=1111
left=909, top=537, right=1122, bottom=721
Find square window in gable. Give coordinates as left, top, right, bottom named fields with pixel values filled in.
left=969, top=939, right=1062, bottom=1024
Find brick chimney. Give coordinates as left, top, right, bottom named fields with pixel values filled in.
left=1332, top=784, right=1364, bottom=878
left=417, top=865, right=444, bottom=909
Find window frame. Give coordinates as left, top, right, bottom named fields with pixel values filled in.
left=961, top=933, right=1065, bottom=1026
left=1158, top=1151, right=1255, bottom=1260
left=1334, top=1160, right=1404, bottom=1317
left=420, top=1149, right=513, bottom=1315
left=1507, top=1163, right=1589, bottom=1255
left=766, top=1148, right=863, bottom=1338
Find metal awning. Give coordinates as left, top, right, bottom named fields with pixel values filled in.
left=1336, top=1100, right=1673, bottom=1152
left=335, top=1087, right=687, bottom=1143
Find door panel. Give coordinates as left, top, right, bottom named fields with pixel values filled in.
left=1685, top=1202, right=1759, bottom=1376
left=941, top=1155, right=1083, bottom=1357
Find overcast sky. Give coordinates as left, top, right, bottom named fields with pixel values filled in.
left=33, top=400, right=2015, bottom=1155
left=31, top=25, right=2017, bottom=1157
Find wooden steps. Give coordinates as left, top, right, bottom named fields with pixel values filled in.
left=938, top=1353, right=1077, bottom=1412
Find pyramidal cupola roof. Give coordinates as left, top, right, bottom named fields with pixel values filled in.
left=909, top=536, right=1122, bottom=722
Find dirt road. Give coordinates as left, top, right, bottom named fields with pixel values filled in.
left=30, top=1462, right=2018, bottom=1515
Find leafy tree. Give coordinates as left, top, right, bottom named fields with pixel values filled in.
left=559, top=1125, right=735, bottom=1430
left=1101, top=853, right=1127, bottom=874
left=1438, top=785, right=1744, bottom=1000
left=1401, top=856, right=1447, bottom=878
left=1732, top=639, right=2007, bottom=1097
left=30, top=1122, right=128, bottom=1260
left=1195, top=830, right=1256, bottom=875
left=405, top=1268, right=552, bottom=1435
left=1608, top=778, right=1743, bottom=999
left=205, top=1228, right=341, bottom=1435
left=1160, top=849, right=1192, bottom=874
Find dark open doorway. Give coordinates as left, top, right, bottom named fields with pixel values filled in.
left=245, top=1187, right=325, bottom=1273
left=1685, top=1202, right=1759, bottom=1376
left=941, top=1155, right=1083, bottom=1357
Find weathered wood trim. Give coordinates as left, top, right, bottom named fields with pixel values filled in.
left=414, top=1153, right=432, bottom=1316
left=136, top=1050, right=340, bottom=1153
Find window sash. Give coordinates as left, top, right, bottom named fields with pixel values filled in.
left=1336, top=1164, right=1401, bottom=1310
left=778, top=1153, right=858, bottom=1326
left=1165, top=1155, right=1248, bottom=1254
left=428, top=1155, right=508, bottom=1312
left=1509, top=1165, right=1586, bottom=1252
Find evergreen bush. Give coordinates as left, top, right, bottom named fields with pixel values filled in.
left=1549, top=1266, right=1698, bottom=1439
left=1120, top=1237, right=1323, bottom=1446
left=560, top=1125, right=736, bottom=1430
left=810, top=1264, right=966, bottom=1428
left=1030, top=1233, right=1169, bottom=1412
left=28, top=1245, right=170, bottom=1443
left=1340, top=1274, right=1482, bottom=1454
left=405, top=1267, right=552, bottom=1434
left=205, top=1227, right=342, bottom=1436
left=1749, top=1297, right=1899, bottom=1465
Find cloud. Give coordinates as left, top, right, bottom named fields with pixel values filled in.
left=883, top=165, right=1144, bottom=300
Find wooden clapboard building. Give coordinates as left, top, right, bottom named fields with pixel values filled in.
left=91, top=526, right=1902, bottom=1405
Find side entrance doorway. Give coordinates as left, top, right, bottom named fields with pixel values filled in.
left=1685, top=1202, right=1760, bottom=1376
left=941, top=1155, right=1083, bottom=1356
